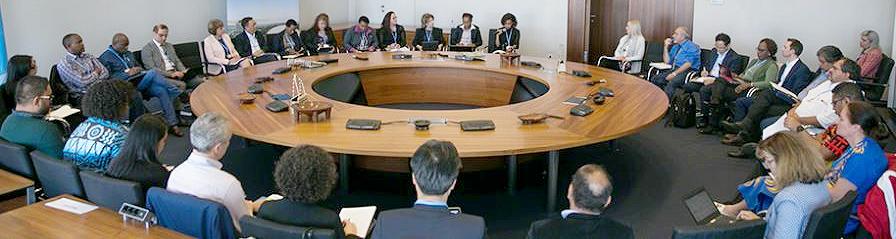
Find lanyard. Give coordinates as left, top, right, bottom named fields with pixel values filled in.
left=426, top=30, right=432, bottom=42
left=392, top=31, right=398, bottom=44
left=105, top=47, right=131, bottom=68
left=505, top=29, right=513, bottom=47
left=218, top=39, right=230, bottom=55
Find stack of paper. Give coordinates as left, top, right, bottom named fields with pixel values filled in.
left=45, top=198, right=98, bottom=215
left=339, top=206, right=377, bottom=238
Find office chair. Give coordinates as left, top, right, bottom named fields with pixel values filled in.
left=79, top=171, right=144, bottom=209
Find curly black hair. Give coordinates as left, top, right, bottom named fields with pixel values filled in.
left=275, top=144, right=337, bottom=203
left=81, top=80, right=133, bottom=120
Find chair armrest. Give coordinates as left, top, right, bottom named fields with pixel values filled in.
left=854, top=81, right=887, bottom=88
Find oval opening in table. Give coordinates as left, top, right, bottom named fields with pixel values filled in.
left=312, top=67, right=549, bottom=110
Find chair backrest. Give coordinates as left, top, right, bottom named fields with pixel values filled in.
left=0, top=139, right=36, bottom=179
left=198, top=40, right=221, bottom=76
left=644, top=42, right=665, bottom=64
left=79, top=170, right=144, bottom=209
left=312, top=73, right=361, bottom=103
left=146, top=187, right=237, bottom=239
left=735, top=55, right=750, bottom=75
left=801, top=190, right=858, bottom=239
left=239, top=216, right=336, bottom=239
left=49, top=64, right=75, bottom=106
left=699, top=48, right=714, bottom=70
left=672, top=219, right=767, bottom=239
left=876, top=54, right=894, bottom=85
left=487, top=29, right=498, bottom=53
left=132, top=50, right=145, bottom=68
left=30, top=151, right=84, bottom=198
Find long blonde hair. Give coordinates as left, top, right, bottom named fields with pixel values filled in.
left=758, top=131, right=827, bottom=190
left=627, top=20, right=642, bottom=38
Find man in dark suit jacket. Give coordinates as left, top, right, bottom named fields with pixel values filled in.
left=528, top=164, right=633, bottom=239
left=449, top=13, right=482, bottom=48
left=371, top=140, right=486, bottom=239
left=722, top=38, right=812, bottom=146
left=696, top=33, right=744, bottom=134
left=270, top=19, right=305, bottom=56
left=231, top=17, right=278, bottom=64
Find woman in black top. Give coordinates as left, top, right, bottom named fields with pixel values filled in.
left=257, top=145, right=361, bottom=239
left=412, top=13, right=444, bottom=51
left=105, top=114, right=170, bottom=191
left=1, top=55, right=37, bottom=120
left=301, top=13, right=338, bottom=55
left=494, top=13, right=521, bottom=52
left=376, top=11, right=407, bottom=50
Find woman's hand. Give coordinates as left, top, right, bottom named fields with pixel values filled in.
left=736, top=210, right=761, bottom=221
left=343, top=220, right=358, bottom=236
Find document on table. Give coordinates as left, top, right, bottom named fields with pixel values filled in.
left=339, top=206, right=377, bottom=238
left=45, top=198, right=98, bottom=215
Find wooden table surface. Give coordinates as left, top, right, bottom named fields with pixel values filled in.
left=190, top=51, right=668, bottom=158
left=0, top=195, right=190, bottom=238
left=0, top=169, right=33, bottom=196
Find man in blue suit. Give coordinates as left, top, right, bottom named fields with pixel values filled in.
left=372, top=140, right=486, bottom=239
left=696, top=33, right=745, bottom=134
left=722, top=38, right=812, bottom=146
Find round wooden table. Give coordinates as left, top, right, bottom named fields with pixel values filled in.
left=190, top=52, right=668, bottom=211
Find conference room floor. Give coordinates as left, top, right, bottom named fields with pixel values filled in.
left=152, top=118, right=760, bottom=238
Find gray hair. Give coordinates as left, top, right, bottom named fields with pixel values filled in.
left=190, top=112, right=232, bottom=152
left=861, top=30, right=880, bottom=49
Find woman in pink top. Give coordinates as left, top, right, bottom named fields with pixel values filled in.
left=857, top=30, right=883, bottom=79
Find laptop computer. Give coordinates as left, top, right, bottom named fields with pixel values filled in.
left=683, top=187, right=736, bottom=225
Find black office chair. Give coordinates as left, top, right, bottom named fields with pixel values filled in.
left=643, top=42, right=667, bottom=80
left=509, top=77, right=549, bottom=104
left=199, top=41, right=229, bottom=76
left=0, top=139, right=36, bottom=180
left=31, top=151, right=84, bottom=198
left=596, top=40, right=647, bottom=75
left=487, top=29, right=498, bottom=53
left=132, top=50, right=145, bottom=68
left=239, top=216, right=337, bottom=239
left=672, top=219, right=767, bottom=239
left=312, top=73, right=361, bottom=103
left=79, top=171, right=144, bottom=209
left=49, top=64, right=78, bottom=107
left=174, top=41, right=208, bottom=83
left=855, top=54, right=895, bottom=105
left=684, top=48, right=716, bottom=82
left=801, top=190, right=858, bottom=239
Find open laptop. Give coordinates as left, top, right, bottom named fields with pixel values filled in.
left=683, top=187, right=736, bottom=225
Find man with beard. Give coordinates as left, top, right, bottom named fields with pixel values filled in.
left=0, top=76, right=65, bottom=158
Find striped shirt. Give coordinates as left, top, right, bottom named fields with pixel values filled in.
left=57, top=52, right=109, bottom=94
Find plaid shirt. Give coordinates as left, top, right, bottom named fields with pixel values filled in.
left=57, top=52, right=109, bottom=94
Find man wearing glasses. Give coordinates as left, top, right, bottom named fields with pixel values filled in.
left=0, top=76, right=65, bottom=158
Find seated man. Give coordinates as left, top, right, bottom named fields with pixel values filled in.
left=695, top=33, right=745, bottom=134
left=527, top=164, right=633, bottom=239
left=372, top=140, right=486, bottom=239
left=649, top=26, right=701, bottom=100
left=167, top=112, right=263, bottom=232
left=57, top=33, right=146, bottom=121
left=232, top=17, right=278, bottom=65
left=99, top=33, right=184, bottom=136
left=270, top=19, right=306, bottom=56
left=141, top=24, right=192, bottom=89
left=63, top=80, right=133, bottom=171
left=762, top=58, right=861, bottom=139
left=0, top=76, right=65, bottom=159
left=722, top=38, right=812, bottom=146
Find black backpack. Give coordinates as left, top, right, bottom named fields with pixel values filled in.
left=666, top=89, right=697, bottom=128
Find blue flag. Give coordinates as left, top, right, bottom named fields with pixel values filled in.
left=0, top=9, right=8, bottom=84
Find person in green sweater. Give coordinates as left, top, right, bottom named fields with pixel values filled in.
left=699, top=38, right=780, bottom=134
left=0, top=76, right=65, bottom=158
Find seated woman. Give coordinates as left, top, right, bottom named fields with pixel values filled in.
left=301, top=14, right=338, bottom=55
left=376, top=11, right=407, bottom=51
left=257, top=145, right=361, bottom=239
left=105, top=114, right=171, bottom=192
left=202, top=18, right=251, bottom=75
left=2, top=55, right=37, bottom=120
left=857, top=30, right=883, bottom=79
left=734, top=131, right=830, bottom=238
left=493, top=13, right=520, bottom=53
left=710, top=38, right=779, bottom=123
left=63, top=80, right=132, bottom=171
left=343, top=16, right=378, bottom=53
left=599, top=20, right=645, bottom=74
left=412, top=13, right=443, bottom=51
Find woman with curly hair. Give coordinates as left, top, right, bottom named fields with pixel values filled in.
left=256, top=144, right=361, bottom=239
left=63, top=80, right=133, bottom=171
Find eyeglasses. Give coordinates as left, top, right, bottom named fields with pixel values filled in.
left=833, top=97, right=847, bottom=105
left=37, top=95, right=53, bottom=101
left=756, top=48, right=769, bottom=52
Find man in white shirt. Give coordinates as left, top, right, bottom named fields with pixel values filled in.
left=449, top=13, right=483, bottom=48
left=232, top=17, right=278, bottom=64
left=167, top=112, right=263, bottom=231
left=761, top=58, right=861, bottom=139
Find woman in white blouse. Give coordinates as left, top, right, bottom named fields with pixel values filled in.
left=602, top=20, right=645, bottom=74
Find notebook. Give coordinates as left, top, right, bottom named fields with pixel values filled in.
left=339, top=206, right=377, bottom=238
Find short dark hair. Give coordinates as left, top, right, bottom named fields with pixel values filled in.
left=81, top=80, right=133, bottom=120
left=240, top=17, right=254, bottom=28
left=462, top=13, right=473, bottom=20
left=410, top=140, right=461, bottom=195
left=572, top=164, right=613, bottom=213
left=285, top=19, right=298, bottom=27
left=832, top=82, right=865, bottom=102
left=760, top=38, right=778, bottom=57
left=62, top=33, right=80, bottom=48
left=152, top=24, right=168, bottom=33
left=840, top=58, right=862, bottom=81
left=787, top=38, right=803, bottom=56
left=501, top=13, right=517, bottom=28
left=816, top=45, right=843, bottom=64
left=358, top=16, right=369, bottom=24
left=715, top=33, right=731, bottom=46
left=275, top=145, right=337, bottom=203
left=15, top=76, right=48, bottom=105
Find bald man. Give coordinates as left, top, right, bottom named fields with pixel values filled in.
left=527, top=164, right=633, bottom=239
left=650, top=26, right=702, bottom=100
left=98, top=33, right=185, bottom=136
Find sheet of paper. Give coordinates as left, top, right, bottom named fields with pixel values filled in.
left=339, top=206, right=377, bottom=238
left=45, top=198, right=98, bottom=215
left=770, top=82, right=800, bottom=101
left=46, top=105, right=80, bottom=119
left=649, top=62, right=672, bottom=70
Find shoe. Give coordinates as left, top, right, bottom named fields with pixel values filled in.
left=723, top=133, right=738, bottom=140
left=169, top=126, right=184, bottom=137
left=727, top=143, right=758, bottom=158
left=720, top=120, right=744, bottom=133
left=698, top=127, right=717, bottom=135
left=721, top=134, right=746, bottom=146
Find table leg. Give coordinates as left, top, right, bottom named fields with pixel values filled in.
left=547, top=150, right=559, bottom=213
left=507, top=155, right=517, bottom=195
left=339, top=154, right=351, bottom=194
left=26, top=186, right=35, bottom=204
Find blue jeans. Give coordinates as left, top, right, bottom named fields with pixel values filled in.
left=733, top=96, right=754, bottom=122
left=650, top=68, right=696, bottom=100
left=760, top=116, right=780, bottom=130
left=137, top=69, right=182, bottom=125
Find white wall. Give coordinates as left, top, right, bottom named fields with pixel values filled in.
left=300, top=0, right=351, bottom=30
left=2, top=0, right=226, bottom=75
left=693, top=0, right=895, bottom=69
left=346, top=0, right=569, bottom=59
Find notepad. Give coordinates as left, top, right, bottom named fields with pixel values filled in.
left=45, top=198, right=98, bottom=215
left=649, top=62, right=672, bottom=70
left=46, top=105, right=80, bottom=120
left=339, top=206, right=377, bottom=238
